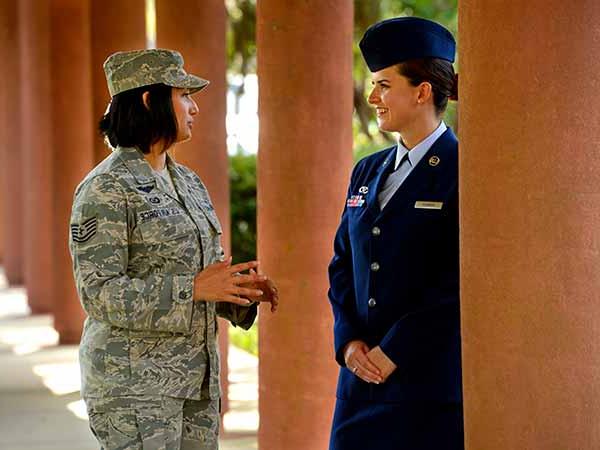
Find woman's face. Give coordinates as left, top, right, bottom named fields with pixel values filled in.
left=171, top=87, right=199, bottom=143
left=367, top=65, right=421, bottom=133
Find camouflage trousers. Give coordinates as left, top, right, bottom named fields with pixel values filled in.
left=86, top=396, right=220, bottom=450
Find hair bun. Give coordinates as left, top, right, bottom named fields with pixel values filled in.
left=449, top=73, right=458, bottom=101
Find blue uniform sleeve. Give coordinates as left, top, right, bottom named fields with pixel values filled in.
left=328, top=165, right=362, bottom=367
left=378, top=185, right=460, bottom=368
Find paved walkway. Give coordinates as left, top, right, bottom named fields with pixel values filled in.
left=0, top=270, right=258, bottom=450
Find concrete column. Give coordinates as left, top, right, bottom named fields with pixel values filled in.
left=0, top=0, right=24, bottom=285
left=19, top=0, right=54, bottom=314
left=256, top=2, right=354, bottom=449
left=90, top=0, right=146, bottom=163
left=155, top=0, right=231, bottom=415
left=49, top=0, right=94, bottom=344
left=460, top=2, right=600, bottom=449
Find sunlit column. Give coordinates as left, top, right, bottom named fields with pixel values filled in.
left=460, top=1, right=600, bottom=448
left=0, top=0, right=24, bottom=286
left=256, top=1, right=354, bottom=449
left=19, top=0, right=54, bottom=313
left=50, top=0, right=95, bottom=344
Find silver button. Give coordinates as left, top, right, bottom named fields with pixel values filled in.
left=368, top=298, right=376, bottom=308
left=372, top=226, right=381, bottom=236
left=370, top=262, right=380, bottom=272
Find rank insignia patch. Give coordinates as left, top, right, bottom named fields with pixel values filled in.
left=71, top=217, right=97, bottom=243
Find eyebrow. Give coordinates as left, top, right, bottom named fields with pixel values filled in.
left=372, top=78, right=391, bottom=85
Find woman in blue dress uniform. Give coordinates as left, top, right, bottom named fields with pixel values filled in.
left=328, top=17, right=462, bottom=450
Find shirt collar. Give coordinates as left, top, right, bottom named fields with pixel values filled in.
left=394, top=121, right=447, bottom=170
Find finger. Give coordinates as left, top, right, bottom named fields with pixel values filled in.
left=249, top=268, right=256, bottom=275
left=354, top=363, right=382, bottom=384
left=221, top=294, right=253, bottom=306
left=229, top=260, right=259, bottom=274
left=233, top=287, right=263, bottom=298
left=358, top=354, right=382, bottom=377
left=354, top=356, right=383, bottom=380
left=231, top=274, right=266, bottom=285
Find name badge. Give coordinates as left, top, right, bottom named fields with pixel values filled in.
left=415, top=201, right=443, bottom=210
left=347, top=195, right=365, bottom=208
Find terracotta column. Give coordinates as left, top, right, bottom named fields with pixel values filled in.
left=49, top=0, right=94, bottom=344
left=257, top=1, right=354, bottom=449
left=460, top=2, right=600, bottom=449
left=90, top=0, right=146, bottom=163
left=0, top=0, right=24, bottom=285
left=155, top=0, right=231, bottom=415
left=19, top=0, right=54, bottom=314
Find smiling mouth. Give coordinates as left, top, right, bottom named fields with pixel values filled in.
left=375, top=108, right=388, bottom=116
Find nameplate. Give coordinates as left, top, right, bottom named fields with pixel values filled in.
left=414, top=201, right=443, bottom=210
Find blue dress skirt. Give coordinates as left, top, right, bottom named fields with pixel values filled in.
left=329, top=398, right=464, bottom=450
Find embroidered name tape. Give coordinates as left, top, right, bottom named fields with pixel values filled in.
left=414, top=201, right=443, bottom=210
left=347, top=195, right=365, bottom=208
left=139, top=207, right=183, bottom=223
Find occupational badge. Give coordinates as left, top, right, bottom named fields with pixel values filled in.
left=429, top=156, right=440, bottom=166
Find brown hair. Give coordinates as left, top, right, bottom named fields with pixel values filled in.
left=397, top=58, right=457, bottom=115
left=99, top=83, right=178, bottom=154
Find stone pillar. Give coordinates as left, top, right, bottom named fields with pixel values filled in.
left=49, top=0, right=94, bottom=344
left=19, top=0, right=54, bottom=314
left=0, top=0, right=24, bottom=286
left=256, top=1, right=354, bottom=449
left=460, top=2, right=600, bottom=449
left=90, top=0, right=146, bottom=163
left=155, top=0, right=231, bottom=415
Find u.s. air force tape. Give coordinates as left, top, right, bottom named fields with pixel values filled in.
left=71, top=216, right=98, bottom=243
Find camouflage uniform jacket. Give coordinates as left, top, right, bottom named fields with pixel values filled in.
left=69, top=146, right=257, bottom=401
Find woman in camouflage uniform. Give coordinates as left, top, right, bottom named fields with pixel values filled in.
left=69, top=49, right=278, bottom=450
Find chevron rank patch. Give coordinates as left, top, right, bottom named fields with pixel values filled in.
left=71, top=217, right=98, bottom=243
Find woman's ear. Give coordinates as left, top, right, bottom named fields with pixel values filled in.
left=416, top=82, right=433, bottom=105
left=142, top=91, right=150, bottom=110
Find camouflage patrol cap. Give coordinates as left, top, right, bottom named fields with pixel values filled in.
left=103, top=48, right=209, bottom=97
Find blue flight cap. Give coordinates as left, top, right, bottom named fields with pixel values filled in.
left=359, top=17, right=456, bottom=72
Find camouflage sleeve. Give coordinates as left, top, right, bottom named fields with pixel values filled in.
left=215, top=302, right=257, bottom=330
left=69, top=174, right=194, bottom=334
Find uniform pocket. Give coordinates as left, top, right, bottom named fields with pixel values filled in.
left=88, top=409, right=140, bottom=449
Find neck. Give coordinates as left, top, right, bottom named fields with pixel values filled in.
left=144, top=142, right=168, bottom=171
left=400, top=116, right=442, bottom=150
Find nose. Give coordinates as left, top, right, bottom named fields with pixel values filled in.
left=367, top=87, right=380, bottom=105
left=190, top=98, right=199, bottom=115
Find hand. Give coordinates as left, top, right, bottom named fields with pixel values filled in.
left=343, top=340, right=383, bottom=384
left=366, top=346, right=397, bottom=382
left=193, top=257, right=265, bottom=306
left=240, top=268, right=279, bottom=312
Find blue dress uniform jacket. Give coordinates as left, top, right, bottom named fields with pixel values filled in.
left=328, top=128, right=462, bottom=449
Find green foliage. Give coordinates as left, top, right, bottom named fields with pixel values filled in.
left=229, top=321, right=258, bottom=356
left=230, top=151, right=257, bottom=264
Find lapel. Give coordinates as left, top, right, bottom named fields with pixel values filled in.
left=375, top=128, right=455, bottom=223
left=363, top=146, right=397, bottom=220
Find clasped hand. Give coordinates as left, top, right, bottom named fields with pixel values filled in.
left=343, top=340, right=397, bottom=384
left=193, top=257, right=279, bottom=312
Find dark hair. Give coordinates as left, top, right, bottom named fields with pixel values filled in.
left=397, top=58, right=457, bottom=115
left=99, top=83, right=177, bottom=154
